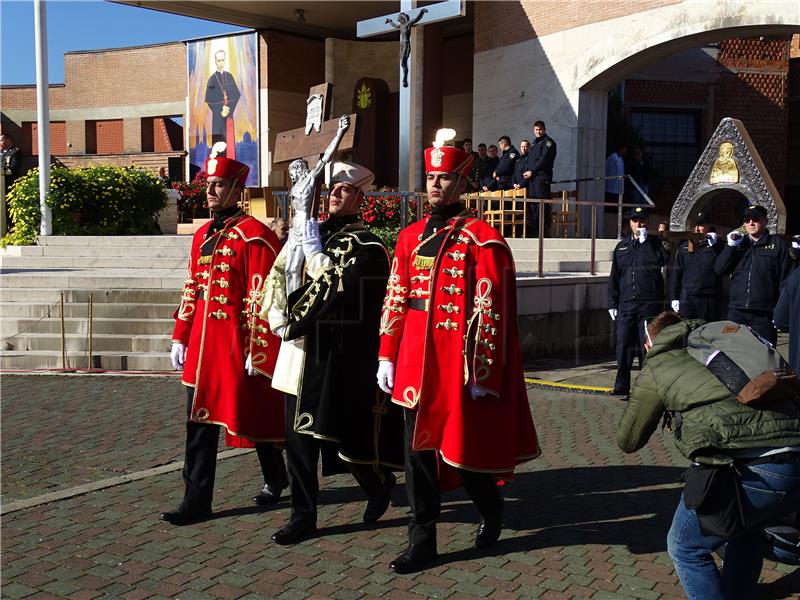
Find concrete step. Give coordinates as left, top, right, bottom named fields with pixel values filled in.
left=39, top=235, right=192, bottom=247
left=0, top=245, right=191, bottom=258
left=514, top=260, right=613, bottom=273
left=0, top=256, right=188, bottom=269
left=0, top=350, right=174, bottom=371
left=0, top=288, right=180, bottom=304
left=0, top=301, right=175, bottom=319
left=510, top=249, right=614, bottom=261
left=0, top=272, right=184, bottom=290
left=506, top=238, right=619, bottom=250
left=0, top=317, right=174, bottom=336
left=5, top=333, right=171, bottom=353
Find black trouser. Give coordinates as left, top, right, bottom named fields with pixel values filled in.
left=284, top=394, right=392, bottom=525
left=614, top=300, right=665, bottom=392
left=680, top=294, right=720, bottom=322
left=403, top=407, right=503, bottom=550
left=728, top=307, right=778, bottom=346
left=181, top=387, right=287, bottom=509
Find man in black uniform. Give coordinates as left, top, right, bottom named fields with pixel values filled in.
left=607, top=206, right=669, bottom=395
left=523, top=121, right=557, bottom=237
left=492, top=135, right=519, bottom=191
left=714, top=204, right=793, bottom=345
left=480, top=145, right=499, bottom=191
left=668, top=211, right=723, bottom=321
left=512, top=139, right=530, bottom=190
left=267, top=162, right=404, bottom=545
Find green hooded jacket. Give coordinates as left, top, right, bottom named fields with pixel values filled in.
left=616, top=320, right=800, bottom=465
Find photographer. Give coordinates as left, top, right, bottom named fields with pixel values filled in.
left=616, top=311, right=800, bottom=600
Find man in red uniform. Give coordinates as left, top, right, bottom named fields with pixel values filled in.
left=376, top=129, right=541, bottom=573
left=161, top=142, right=287, bottom=525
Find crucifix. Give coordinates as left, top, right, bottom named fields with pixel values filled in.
left=357, top=0, right=465, bottom=192
left=273, top=83, right=358, bottom=294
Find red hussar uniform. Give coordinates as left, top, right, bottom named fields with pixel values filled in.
left=173, top=213, right=284, bottom=443
left=379, top=129, right=540, bottom=573
left=161, top=145, right=287, bottom=526
left=379, top=216, right=539, bottom=473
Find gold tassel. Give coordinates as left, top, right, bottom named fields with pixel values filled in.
left=197, top=256, right=212, bottom=266
left=414, top=255, right=436, bottom=270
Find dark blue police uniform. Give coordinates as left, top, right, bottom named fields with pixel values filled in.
left=494, top=145, right=519, bottom=191
left=525, top=135, right=557, bottom=236
left=669, top=238, right=723, bottom=321
left=715, top=230, right=793, bottom=345
left=608, top=225, right=670, bottom=393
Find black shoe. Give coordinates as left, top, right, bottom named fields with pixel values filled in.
left=390, top=544, right=438, bottom=574
left=363, top=473, right=396, bottom=523
left=271, top=518, right=316, bottom=545
left=611, top=387, right=629, bottom=396
left=475, top=514, right=502, bottom=549
left=252, top=483, right=286, bottom=506
left=159, top=505, right=211, bottom=526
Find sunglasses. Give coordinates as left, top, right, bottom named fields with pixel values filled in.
left=743, top=217, right=762, bottom=223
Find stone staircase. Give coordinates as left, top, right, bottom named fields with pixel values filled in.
left=0, top=236, right=190, bottom=371
left=508, top=238, right=616, bottom=274
left=0, top=234, right=613, bottom=371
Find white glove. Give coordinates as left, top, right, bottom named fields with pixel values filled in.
left=302, top=219, right=323, bottom=260
left=636, top=228, right=648, bottom=243
left=671, top=300, right=680, bottom=313
left=376, top=360, right=395, bottom=394
left=706, top=232, right=717, bottom=246
left=170, top=342, right=187, bottom=370
left=470, top=383, right=489, bottom=399
left=245, top=353, right=257, bottom=376
left=727, top=231, right=743, bottom=247
left=608, top=308, right=617, bottom=321
left=792, top=239, right=800, bottom=250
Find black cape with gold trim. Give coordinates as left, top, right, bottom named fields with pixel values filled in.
left=285, top=216, right=404, bottom=473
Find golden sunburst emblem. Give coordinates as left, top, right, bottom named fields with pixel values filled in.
left=357, top=83, right=372, bottom=110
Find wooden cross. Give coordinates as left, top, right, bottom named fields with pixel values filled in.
left=357, top=0, right=465, bottom=192
left=273, top=83, right=357, bottom=166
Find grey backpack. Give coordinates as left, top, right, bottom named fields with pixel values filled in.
left=686, top=321, right=800, bottom=405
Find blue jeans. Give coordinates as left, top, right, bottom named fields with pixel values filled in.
left=667, top=459, right=800, bottom=600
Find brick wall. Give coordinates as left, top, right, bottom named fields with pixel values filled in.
left=474, top=0, right=680, bottom=53
left=62, top=43, right=185, bottom=107
left=22, top=121, right=66, bottom=155
left=714, top=37, right=790, bottom=194
left=625, top=80, right=707, bottom=105
left=0, top=84, right=67, bottom=110
left=85, top=119, right=124, bottom=154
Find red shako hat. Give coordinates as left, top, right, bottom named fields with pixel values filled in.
left=424, top=128, right=473, bottom=178
left=205, top=142, right=249, bottom=187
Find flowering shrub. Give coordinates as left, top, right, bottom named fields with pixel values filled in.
left=2, top=165, right=167, bottom=246
left=172, top=170, right=209, bottom=220
left=358, top=189, right=424, bottom=250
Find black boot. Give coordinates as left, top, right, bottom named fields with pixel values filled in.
left=475, top=512, right=502, bottom=549
left=252, top=483, right=286, bottom=506
left=390, top=543, right=438, bottom=574
left=159, top=503, right=212, bottom=526
left=271, top=517, right=316, bottom=545
left=363, top=473, right=396, bottom=523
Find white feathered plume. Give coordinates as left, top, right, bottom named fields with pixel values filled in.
left=433, top=128, right=456, bottom=149
left=210, top=141, right=227, bottom=159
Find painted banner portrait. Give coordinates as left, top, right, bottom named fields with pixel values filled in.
left=187, top=32, right=259, bottom=187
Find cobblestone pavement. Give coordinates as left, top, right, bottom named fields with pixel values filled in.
left=2, top=369, right=798, bottom=600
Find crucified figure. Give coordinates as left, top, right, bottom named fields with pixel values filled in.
left=386, top=9, right=428, bottom=88
left=283, top=114, right=350, bottom=294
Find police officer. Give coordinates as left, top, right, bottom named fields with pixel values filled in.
left=512, top=139, right=530, bottom=190
left=493, top=135, right=518, bottom=191
left=714, top=204, right=793, bottom=345
left=479, top=145, right=499, bottom=191
left=607, top=206, right=669, bottom=395
left=523, top=121, right=557, bottom=237
left=668, top=211, right=723, bottom=321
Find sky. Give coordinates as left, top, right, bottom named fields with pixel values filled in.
left=0, top=0, right=247, bottom=85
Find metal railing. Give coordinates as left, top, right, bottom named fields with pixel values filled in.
left=271, top=175, right=654, bottom=278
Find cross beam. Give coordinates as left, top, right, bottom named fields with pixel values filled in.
left=358, top=0, right=465, bottom=192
